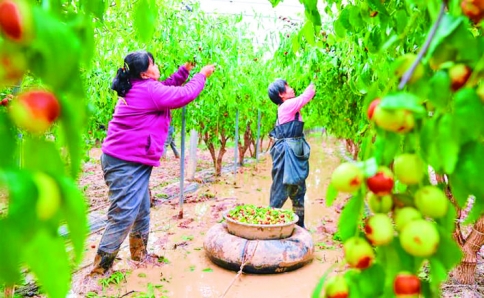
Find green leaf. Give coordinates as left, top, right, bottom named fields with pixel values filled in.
left=373, top=131, right=402, bottom=166
left=23, top=229, right=71, bottom=298
left=428, top=257, right=446, bottom=294
left=22, top=138, right=65, bottom=175
left=302, top=21, right=315, bottom=46
left=436, top=114, right=460, bottom=174
left=355, top=264, right=385, bottom=297
left=337, top=193, right=364, bottom=242
left=301, top=0, right=322, bottom=26
left=426, top=14, right=463, bottom=59
left=433, top=226, right=462, bottom=274
left=380, top=34, right=399, bottom=52
left=291, top=36, right=301, bottom=54
left=134, top=0, right=158, bottom=43
left=453, top=88, right=484, bottom=144
left=311, top=264, right=339, bottom=298
left=449, top=141, right=484, bottom=209
left=58, top=94, right=86, bottom=178
left=5, top=170, right=39, bottom=240
left=325, top=183, right=338, bottom=207
left=367, top=0, right=388, bottom=15
left=436, top=203, right=457, bottom=233
left=268, top=0, right=282, bottom=7
left=0, top=112, right=17, bottom=168
left=355, top=157, right=378, bottom=178
left=427, top=71, right=451, bottom=109
left=348, top=5, right=364, bottom=31
left=333, top=19, right=346, bottom=39
left=81, top=0, right=107, bottom=20
left=0, top=220, right=22, bottom=285
left=366, top=27, right=382, bottom=54
left=202, top=268, right=213, bottom=272
left=59, top=177, right=88, bottom=264
left=379, top=92, right=426, bottom=115
left=394, top=9, right=408, bottom=34
left=338, top=8, right=352, bottom=31
left=29, top=7, right=82, bottom=91
left=420, top=118, right=442, bottom=173
left=448, top=22, right=481, bottom=63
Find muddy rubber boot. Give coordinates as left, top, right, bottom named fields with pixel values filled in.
left=129, top=233, right=148, bottom=261
left=90, top=250, right=119, bottom=276
left=293, top=207, right=305, bottom=229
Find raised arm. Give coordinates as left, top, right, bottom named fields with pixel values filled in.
left=284, top=83, right=316, bottom=113
left=152, top=74, right=206, bottom=109
left=160, top=65, right=190, bottom=87
left=150, top=64, right=216, bottom=109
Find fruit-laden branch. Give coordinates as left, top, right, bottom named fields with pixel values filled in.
left=398, top=1, right=448, bottom=89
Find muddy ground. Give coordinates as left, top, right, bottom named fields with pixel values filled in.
left=57, top=134, right=484, bottom=297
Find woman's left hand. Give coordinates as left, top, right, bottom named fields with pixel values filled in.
left=184, top=62, right=196, bottom=71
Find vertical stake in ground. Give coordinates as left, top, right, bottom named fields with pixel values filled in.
left=178, top=106, right=187, bottom=219
left=256, top=109, right=261, bottom=162
left=233, top=109, right=239, bottom=183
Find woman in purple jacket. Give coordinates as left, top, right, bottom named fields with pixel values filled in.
left=90, top=50, right=214, bottom=275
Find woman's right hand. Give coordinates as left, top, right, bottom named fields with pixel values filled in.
left=307, top=82, right=316, bottom=92
left=200, top=64, right=215, bottom=78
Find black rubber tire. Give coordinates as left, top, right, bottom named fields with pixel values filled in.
left=203, top=223, right=314, bottom=274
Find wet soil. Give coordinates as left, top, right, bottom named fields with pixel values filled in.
left=70, top=134, right=347, bottom=298
left=66, top=134, right=484, bottom=298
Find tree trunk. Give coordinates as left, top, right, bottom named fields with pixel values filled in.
left=200, top=124, right=217, bottom=172
left=434, top=175, right=484, bottom=284
left=344, top=139, right=359, bottom=160
left=215, top=133, right=227, bottom=177
left=452, top=216, right=484, bottom=284
left=4, top=287, right=14, bottom=298
left=237, top=124, right=253, bottom=166
left=266, top=137, right=274, bottom=152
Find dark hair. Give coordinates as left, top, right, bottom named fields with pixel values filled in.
left=268, top=79, right=287, bottom=105
left=111, top=50, right=155, bottom=97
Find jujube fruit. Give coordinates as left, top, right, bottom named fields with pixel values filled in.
left=399, top=219, right=440, bottom=257
left=461, top=0, right=484, bottom=23
left=9, top=90, right=61, bottom=134
left=449, top=64, right=472, bottom=91
left=393, top=54, right=425, bottom=84
left=343, top=237, right=375, bottom=269
left=393, top=153, right=425, bottom=185
left=33, top=172, right=62, bottom=220
left=330, top=163, right=364, bottom=193
left=414, top=186, right=449, bottom=218
left=364, top=214, right=394, bottom=246
left=0, top=45, right=27, bottom=86
left=367, top=193, right=393, bottom=213
left=367, top=98, right=380, bottom=120
left=394, top=207, right=422, bottom=232
left=366, top=166, right=394, bottom=196
left=373, top=106, right=415, bottom=133
left=324, top=275, right=349, bottom=298
left=394, top=272, right=421, bottom=298
left=0, top=0, right=33, bottom=44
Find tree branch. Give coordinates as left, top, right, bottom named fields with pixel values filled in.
left=398, top=1, right=447, bottom=90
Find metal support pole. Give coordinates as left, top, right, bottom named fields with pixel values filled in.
left=256, top=109, right=261, bottom=162
left=234, top=109, right=239, bottom=176
left=178, top=106, right=186, bottom=219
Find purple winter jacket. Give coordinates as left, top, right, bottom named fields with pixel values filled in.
left=102, top=66, right=206, bottom=167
